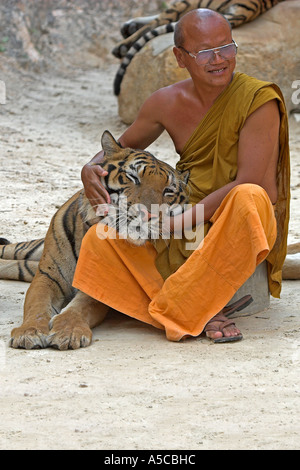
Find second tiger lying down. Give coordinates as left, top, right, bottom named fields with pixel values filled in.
left=0, top=131, right=190, bottom=350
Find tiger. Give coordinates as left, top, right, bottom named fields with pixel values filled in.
left=112, top=0, right=283, bottom=95
left=0, top=130, right=190, bottom=351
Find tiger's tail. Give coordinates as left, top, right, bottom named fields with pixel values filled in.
left=113, top=23, right=176, bottom=96
left=0, top=238, right=44, bottom=282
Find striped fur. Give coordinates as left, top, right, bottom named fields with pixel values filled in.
left=113, top=0, right=282, bottom=95
left=0, top=238, right=44, bottom=282
left=3, top=131, right=190, bottom=349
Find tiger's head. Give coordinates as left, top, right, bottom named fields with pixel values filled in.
left=86, top=130, right=189, bottom=245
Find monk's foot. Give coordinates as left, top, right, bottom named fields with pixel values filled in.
left=203, top=295, right=253, bottom=343
left=204, top=313, right=243, bottom=343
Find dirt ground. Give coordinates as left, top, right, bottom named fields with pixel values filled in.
left=0, top=5, right=300, bottom=451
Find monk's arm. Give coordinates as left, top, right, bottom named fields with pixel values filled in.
left=171, top=99, right=280, bottom=232
left=119, top=90, right=165, bottom=149
left=82, top=91, right=165, bottom=205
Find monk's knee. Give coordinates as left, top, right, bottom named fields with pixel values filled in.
left=229, top=184, right=273, bottom=212
left=229, top=184, right=276, bottom=240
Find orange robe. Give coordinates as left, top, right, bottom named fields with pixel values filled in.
left=72, top=73, right=290, bottom=341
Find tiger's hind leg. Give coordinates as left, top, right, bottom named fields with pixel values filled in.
left=47, top=291, right=109, bottom=350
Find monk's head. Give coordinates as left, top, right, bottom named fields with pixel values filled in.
left=173, top=9, right=237, bottom=88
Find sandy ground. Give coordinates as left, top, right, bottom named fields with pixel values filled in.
left=0, top=63, right=299, bottom=450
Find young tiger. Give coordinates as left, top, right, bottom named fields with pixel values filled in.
left=113, top=0, right=283, bottom=95
left=0, top=131, right=189, bottom=350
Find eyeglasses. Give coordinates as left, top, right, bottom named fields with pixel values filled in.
left=178, top=40, right=238, bottom=65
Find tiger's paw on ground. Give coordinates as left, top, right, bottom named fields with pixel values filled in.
left=10, top=323, right=50, bottom=349
left=48, top=311, right=92, bottom=350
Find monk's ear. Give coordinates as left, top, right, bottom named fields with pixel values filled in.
left=173, top=46, right=186, bottom=69
left=101, top=130, right=123, bottom=159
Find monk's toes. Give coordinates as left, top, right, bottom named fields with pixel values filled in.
left=205, top=330, right=223, bottom=340
left=204, top=316, right=243, bottom=343
left=223, top=326, right=241, bottom=338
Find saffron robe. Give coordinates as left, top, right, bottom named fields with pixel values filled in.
left=154, top=72, right=290, bottom=298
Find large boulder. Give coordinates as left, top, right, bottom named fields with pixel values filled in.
left=118, top=0, right=300, bottom=124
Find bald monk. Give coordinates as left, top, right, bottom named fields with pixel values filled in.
left=73, top=9, right=290, bottom=343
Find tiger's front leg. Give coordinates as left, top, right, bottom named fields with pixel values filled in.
left=47, top=291, right=109, bottom=350
left=10, top=271, right=68, bottom=349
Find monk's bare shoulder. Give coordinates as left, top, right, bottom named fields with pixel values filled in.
left=150, top=79, right=193, bottom=106
left=143, top=79, right=193, bottom=126
left=119, top=80, right=192, bottom=149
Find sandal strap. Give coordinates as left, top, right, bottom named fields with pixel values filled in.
left=204, top=316, right=236, bottom=333
left=218, top=319, right=237, bottom=333
left=203, top=295, right=252, bottom=336
left=222, top=294, right=253, bottom=317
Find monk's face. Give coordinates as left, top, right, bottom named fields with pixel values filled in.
left=175, top=14, right=236, bottom=89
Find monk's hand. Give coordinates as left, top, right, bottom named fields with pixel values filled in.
left=81, top=151, right=111, bottom=208
left=161, top=205, right=204, bottom=239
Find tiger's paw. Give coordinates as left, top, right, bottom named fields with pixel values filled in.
left=48, top=311, right=92, bottom=350
left=111, top=42, right=131, bottom=59
left=120, top=19, right=142, bottom=39
left=10, top=323, right=50, bottom=349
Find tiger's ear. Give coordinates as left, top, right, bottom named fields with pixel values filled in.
left=101, top=130, right=123, bottom=158
left=180, top=170, right=189, bottom=185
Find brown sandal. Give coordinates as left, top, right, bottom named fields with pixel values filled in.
left=205, top=314, right=243, bottom=343
left=204, top=295, right=253, bottom=343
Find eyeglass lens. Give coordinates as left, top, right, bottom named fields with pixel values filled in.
left=196, top=43, right=237, bottom=64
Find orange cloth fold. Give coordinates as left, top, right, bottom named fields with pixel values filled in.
left=73, top=184, right=276, bottom=341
